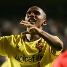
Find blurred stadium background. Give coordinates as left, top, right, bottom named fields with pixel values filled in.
left=0, top=0, right=67, bottom=66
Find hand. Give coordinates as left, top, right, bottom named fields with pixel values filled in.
left=20, top=20, right=41, bottom=34
left=20, top=20, right=34, bottom=28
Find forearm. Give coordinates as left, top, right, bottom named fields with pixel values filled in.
left=37, top=29, right=63, bottom=50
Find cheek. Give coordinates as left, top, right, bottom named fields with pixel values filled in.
left=25, top=15, right=29, bottom=21
left=25, top=17, right=27, bottom=20
left=37, top=15, right=43, bottom=19
left=35, top=21, right=42, bottom=28
left=37, top=19, right=43, bottom=25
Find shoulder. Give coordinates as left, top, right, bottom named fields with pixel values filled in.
left=0, top=33, right=25, bottom=41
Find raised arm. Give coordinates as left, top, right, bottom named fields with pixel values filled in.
left=20, top=20, right=63, bottom=50
left=36, top=28, right=63, bottom=50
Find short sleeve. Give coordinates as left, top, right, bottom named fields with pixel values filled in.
left=0, top=36, right=8, bottom=56
left=49, top=36, right=62, bottom=61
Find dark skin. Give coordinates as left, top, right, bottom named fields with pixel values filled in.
left=20, top=6, right=63, bottom=50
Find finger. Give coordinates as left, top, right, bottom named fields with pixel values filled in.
left=20, top=22, right=25, bottom=25
left=20, top=22, right=31, bottom=28
left=20, top=20, right=35, bottom=28
left=20, top=20, right=23, bottom=23
left=20, top=20, right=28, bottom=26
left=20, top=21, right=29, bottom=26
left=20, top=20, right=29, bottom=24
left=20, top=20, right=26, bottom=25
left=21, top=31, right=30, bottom=34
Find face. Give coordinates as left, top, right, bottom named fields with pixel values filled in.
left=25, top=6, right=47, bottom=28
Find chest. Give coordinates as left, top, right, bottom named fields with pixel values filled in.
left=10, top=38, right=48, bottom=63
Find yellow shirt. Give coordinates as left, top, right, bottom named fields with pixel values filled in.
left=0, top=34, right=61, bottom=67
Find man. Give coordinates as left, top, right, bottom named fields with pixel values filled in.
left=0, top=6, right=63, bottom=67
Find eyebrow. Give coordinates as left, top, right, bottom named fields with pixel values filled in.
left=26, top=10, right=40, bottom=14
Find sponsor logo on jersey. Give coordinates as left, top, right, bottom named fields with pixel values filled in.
left=15, top=54, right=43, bottom=62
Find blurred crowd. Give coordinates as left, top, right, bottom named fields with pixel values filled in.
left=0, top=17, right=67, bottom=66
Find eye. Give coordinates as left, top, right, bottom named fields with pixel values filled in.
left=26, top=11, right=40, bottom=15
left=26, top=11, right=31, bottom=15
left=34, top=11, right=40, bottom=15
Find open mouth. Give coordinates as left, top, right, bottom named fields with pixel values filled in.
left=28, top=18, right=36, bottom=22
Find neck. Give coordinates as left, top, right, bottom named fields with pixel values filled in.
left=26, top=27, right=42, bottom=41
left=26, top=34, right=40, bottom=41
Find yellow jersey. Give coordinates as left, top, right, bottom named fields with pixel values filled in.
left=0, top=34, right=61, bottom=67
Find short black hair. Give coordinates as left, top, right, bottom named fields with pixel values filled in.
left=27, top=6, right=46, bottom=20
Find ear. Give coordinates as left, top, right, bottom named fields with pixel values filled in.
left=42, top=20, right=47, bottom=26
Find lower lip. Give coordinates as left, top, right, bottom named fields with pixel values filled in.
left=30, top=22, right=35, bottom=24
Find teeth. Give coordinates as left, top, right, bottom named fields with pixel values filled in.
left=30, top=19, right=34, bottom=22
left=28, top=19, right=36, bottom=22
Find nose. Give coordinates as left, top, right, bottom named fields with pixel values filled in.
left=29, top=12, right=35, bottom=17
